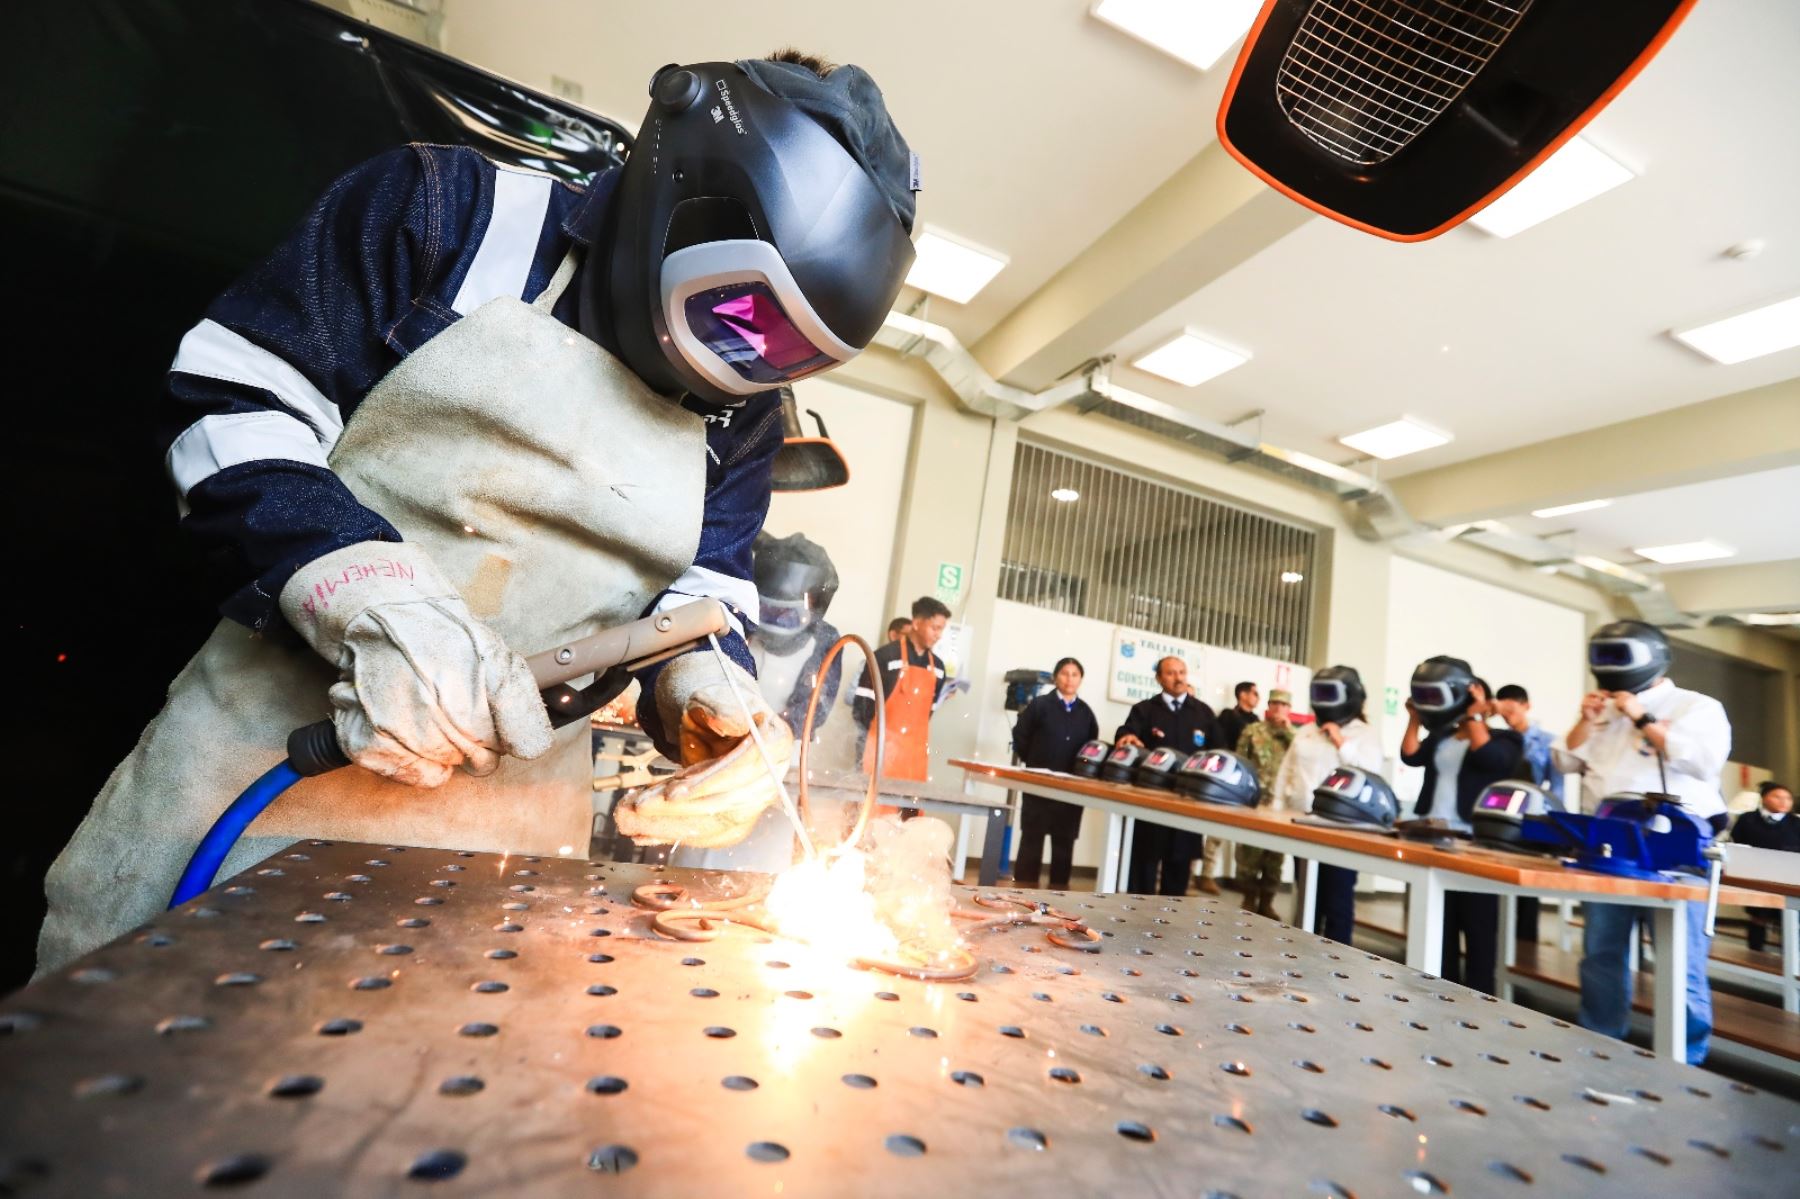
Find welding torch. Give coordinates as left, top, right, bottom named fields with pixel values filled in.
left=168, top=600, right=733, bottom=907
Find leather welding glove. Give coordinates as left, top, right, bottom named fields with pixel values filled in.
left=613, top=652, right=794, bottom=848
left=279, top=541, right=555, bottom=788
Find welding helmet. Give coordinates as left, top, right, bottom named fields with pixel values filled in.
left=1070, top=739, right=1111, bottom=779
left=595, top=58, right=918, bottom=405
left=752, top=532, right=837, bottom=651
left=1100, top=742, right=1145, bottom=784
left=1311, top=766, right=1400, bottom=830
left=1410, top=656, right=1474, bottom=732
left=1308, top=665, right=1366, bottom=726
left=1471, top=779, right=1555, bottom=849
left=1135, top=747, right=1185, bottom=790
left=1174, top=750, right=1261, bottom=808
left=1588, top=620, right=1671, bottom=695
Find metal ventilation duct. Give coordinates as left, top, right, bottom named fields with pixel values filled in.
left=871, top=311, right=1686, bottom=622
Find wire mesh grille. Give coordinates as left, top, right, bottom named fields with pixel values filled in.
left=1000, top=443, right=1317, bottom=661
left=1276, top=0, right=1534, bottom=165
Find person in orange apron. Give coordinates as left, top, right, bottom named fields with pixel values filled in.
left=854, top=596, right=952, bottom=782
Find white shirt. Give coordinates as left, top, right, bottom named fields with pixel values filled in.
left=1425, top=734, right=1469, bottom=829
left=1273, top=719, right=1385, bottom=812
left=1162, top=692, right=1186, bottom=712
left=1563, top=679, right=1730, bottom=821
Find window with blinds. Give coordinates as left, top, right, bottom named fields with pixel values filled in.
left=1000, top=442, right=1318, bottom=661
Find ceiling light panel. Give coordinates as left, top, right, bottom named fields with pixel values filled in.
left=1633, top=539, right=1736, bottom=565
left=1466, top=137, right=1635, bottom=238
left=1090, top=0, right=1262, bottom=71
left=1338, top=417, right=1452, bottom=461
left=905, top=226, right=1009, bottom=304
left=1530, top=499, right=1612, bottom=519
left=1130, top=329, right=1250, bottom=387
left=1672, top=295, right=1800, bottom=365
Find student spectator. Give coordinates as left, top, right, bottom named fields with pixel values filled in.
left=1730, top=781, right=1796, bottom=953
left=1218, top=682, right=1261, bottom=757
left=1494, top=683, right=1560, bottom=943
left=1010, top=658, right=1099, bottom=890
left=1565, top=620, right=1730, bottom=1065
left=1115, top=655, right=1223, bottom=896
left=1234, top=690, right=1294, bottom=917
left=1276, top=666, right=1383, bottom=944
left=853, top=597, right=951, bottom=781
left=1401, top=668, right=1522, bottom=994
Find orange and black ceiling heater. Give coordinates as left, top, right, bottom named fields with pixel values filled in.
left=1217, top=0, right=1698, bottom=241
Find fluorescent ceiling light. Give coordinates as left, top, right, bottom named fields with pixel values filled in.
left=1466, top=137, right=1635, bottom=238
left=1050, top=487, right=1080, bottom=503
left=1131, top=329, right=1250, bottom=387
left=1672, top=295, right=1800, bottom=365
left=1530, top=499, right=1612, bottom=519
left=1338, top=417, right=1452, bottom=461
left=1633, top=539, right=1736, bottom=565
left=1280, top=571, right=1305, bottom=584
left=1090, top=0, right=1261, bottom=71
left=905, top=225, right=1008, bottom=304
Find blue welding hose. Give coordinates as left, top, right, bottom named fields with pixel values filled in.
left=167, top=759, right=305, bottom=908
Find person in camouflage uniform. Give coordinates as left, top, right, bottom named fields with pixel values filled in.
left=1234, top=690, right=1295, bottom=918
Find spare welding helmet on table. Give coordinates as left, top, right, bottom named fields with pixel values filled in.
left=1174, top=750, right=1261, bottom=808
left=1100, top=742, right=1145, bottom=783
left=1134, top=747, right=1185, bottom=790
left=1310, top=766, right=1400, bottom=830
left=1410, top=656, right=1475, bottom=732
left=1070, top=739, right=1110, bottom=779
left=1471, top=779, right=1555, bottom=849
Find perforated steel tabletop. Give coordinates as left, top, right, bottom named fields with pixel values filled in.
left=2, top=840, right=1793, bottom=1197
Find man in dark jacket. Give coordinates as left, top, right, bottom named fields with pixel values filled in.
left=1731, top=782, right=1796, bottom=951
left=1115, top=655, right=1223, bottom=896
left=1401, top=673, right=1523, bottom=993
left=1217, top=681, right=1261, bottom=754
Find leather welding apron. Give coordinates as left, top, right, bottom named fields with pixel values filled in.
left=862, top=643, right=937, bottom=782
left=38, top=249, right=704, bottom=973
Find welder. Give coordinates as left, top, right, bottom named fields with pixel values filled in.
left=37, top=51, right=918, bottom=973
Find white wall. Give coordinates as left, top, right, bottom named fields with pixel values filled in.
left=1381, top=554, right=1588, bottom=807
left=765, top=377, right=913, bottom=648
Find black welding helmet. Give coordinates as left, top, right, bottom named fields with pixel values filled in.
left=1100, top=742, right=1145, bottom=784
left=1311, top=766, right=1400, bottom=830
left=1070, top=739, right=1110, bottom=779
left=594, top=58, right=918, bottom=405
left=1588, top=620, right=1671, bottom=694
left=752, top=531, right=837, bottom=651
left=1471, top=779, right=1555, bottom=849
left=1135, top=747, right=1184, bottom=790
left=1410, top=656, right=1474, bottom=732
left=1308, top=665, right=1366, bottom=726
left=1174, top=750, right=1261, bottom=808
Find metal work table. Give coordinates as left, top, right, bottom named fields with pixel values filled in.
left=955, top=760, right=1785, bottom=1063
left=3, top=842, right=1796, bottom=1197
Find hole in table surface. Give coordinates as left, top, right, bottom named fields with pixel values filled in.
left=318, top=1018, right=363, bottom=1036
left=440, top=1076, right=484, bottom=1096
left=267, top=1075, right=323, bottom=1099
left=724, top=1076, right=760, bottom=1091
left=74, top=1074, right=143, bottom=1099
left=157, top=1015, right=212, bottom=1035
left=747, top=1142, right=789, bottom=1163
left=408, top=1149, right=466, bottom=1181
left=1007, top=1128, right=1048, bottom=1151
left=197, top=1154, right=271, bottom=1188
left=459, top=1023, right=498, bottom=1038
left=587, top=1145, right=638, bottom=1174
left=885, top=1134, right=926, bottom=1157
left=951, top=1071, right=984, bottom=1088
left=587, top=1024, right=622, bottom=1039
left=587, top=1076, right=628, bottom=1095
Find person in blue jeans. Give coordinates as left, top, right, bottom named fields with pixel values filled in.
left=1563, top=621, right=1731, bottom=1065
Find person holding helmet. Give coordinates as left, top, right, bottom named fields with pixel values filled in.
left=1399, top=658, right=1522, bottom=994
left=1565, top=620, right=1731, bottom=1063
left=37, top=50, right=920, bottom=973
left=1274, top=666, right=1385, bottom=942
